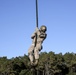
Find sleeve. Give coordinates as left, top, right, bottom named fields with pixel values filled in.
left=31, top=32, right=36, bottom=39
left=31, top=27, right=39, bottom=39
left=39, top=33, right=47, bottom=39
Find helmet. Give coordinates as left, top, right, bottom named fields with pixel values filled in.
left=40, top=25, right=47, bottom=32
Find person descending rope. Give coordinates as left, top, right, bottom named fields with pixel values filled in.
left=28, top=0, right=47, bottom=66
left=28, top=25, right=47, bottom=66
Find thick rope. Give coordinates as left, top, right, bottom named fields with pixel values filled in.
left=36, top=0, right=38, bottom=28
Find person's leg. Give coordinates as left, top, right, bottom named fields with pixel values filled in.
left=34, top=43, right=42, bottom=65
left=28, top=45, right=34, bottom=65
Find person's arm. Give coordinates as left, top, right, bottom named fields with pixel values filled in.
left=31, top=27, right=39, bottom=39
left=31, top=32, right=36, bottom=39
left=39, top=32, right=47, bottom=39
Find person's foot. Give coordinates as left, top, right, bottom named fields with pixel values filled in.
left=31, top=61, right=34, bottom=66
left=34, top=59, right=39, bottom=66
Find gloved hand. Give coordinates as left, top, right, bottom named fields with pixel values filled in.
left=35, top=27, right=39, bottom=32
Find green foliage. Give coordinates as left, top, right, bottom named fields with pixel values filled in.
left=66, top=73, right=76, bottom=75
left=0, top=52, right=76, bottom=75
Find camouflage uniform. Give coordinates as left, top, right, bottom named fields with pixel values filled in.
left=28, top=25, right=47, bottom=65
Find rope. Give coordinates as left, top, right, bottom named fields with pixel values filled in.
left=36, top=0, right=38, bottom=28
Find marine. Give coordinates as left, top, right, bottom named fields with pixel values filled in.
left=28, top=25, right=47, bottom=66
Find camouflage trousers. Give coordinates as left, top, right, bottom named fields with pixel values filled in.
left=28, top=42, right=42, bottom=63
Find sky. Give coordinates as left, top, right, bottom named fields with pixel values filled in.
left=0, top=0, right=76, bottom=59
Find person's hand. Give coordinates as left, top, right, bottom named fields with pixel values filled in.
left=35, top=27, right=39, bottom=31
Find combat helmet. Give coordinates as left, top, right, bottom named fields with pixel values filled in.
left=40, top=25, right=47, bottom=32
